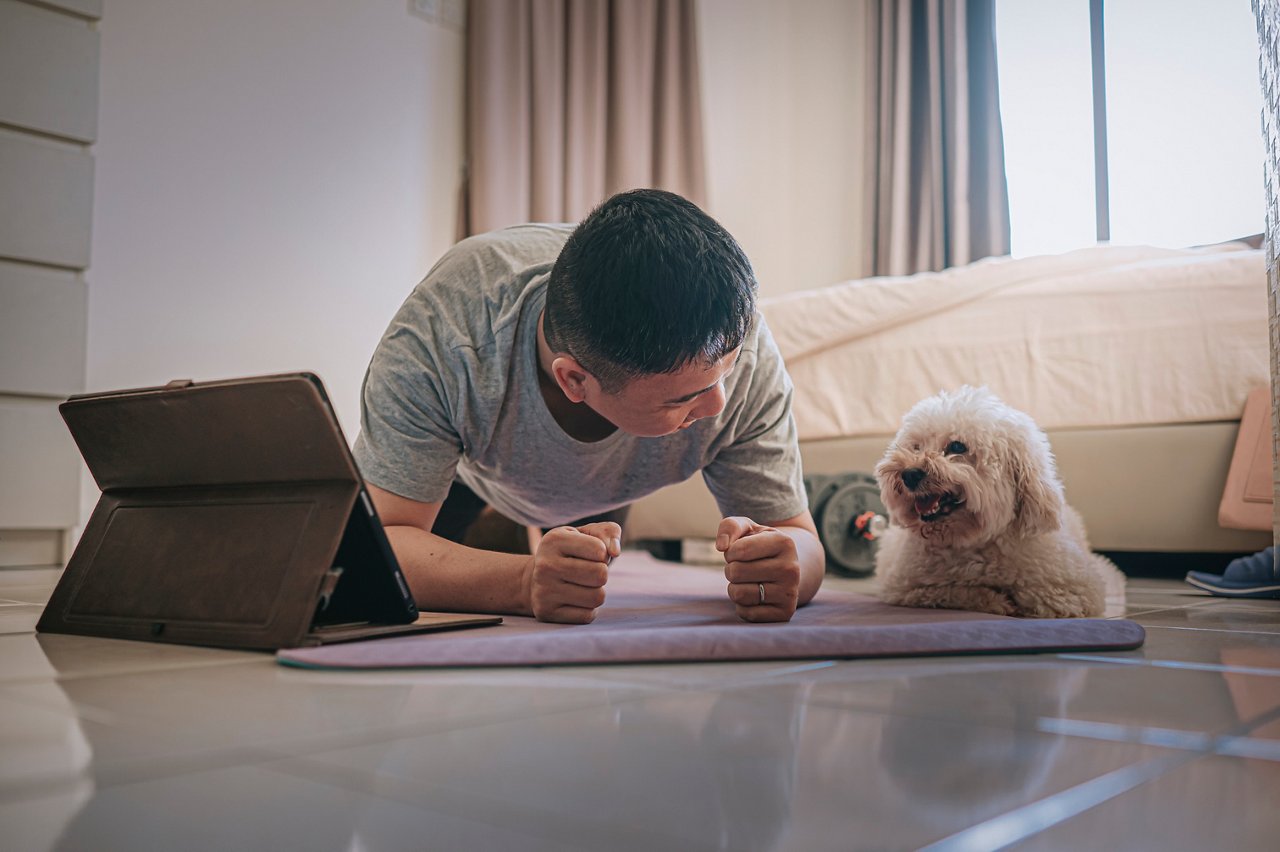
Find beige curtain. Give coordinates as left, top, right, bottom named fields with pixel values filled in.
left=461, top=0, right=706, bottom=238
left=863, top=0, right=1011, bottom=276
left=1252, top=0, right=1280, bottom=556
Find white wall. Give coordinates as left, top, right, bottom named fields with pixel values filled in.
left=697, top=0, right=870, bottom=296
left=80, top=0, right=866, bottom=532
left=85, top=0, right=868, bottom=428
left=89, top=0, right=464, bottom=441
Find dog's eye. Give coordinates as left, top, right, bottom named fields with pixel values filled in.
left=945, top=440, right=968, bottom=455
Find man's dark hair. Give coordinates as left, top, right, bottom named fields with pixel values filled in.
left=544, top=188, right=757, bottom=393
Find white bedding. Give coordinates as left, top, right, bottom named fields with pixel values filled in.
left=762, top=243, right=1269, bottom=441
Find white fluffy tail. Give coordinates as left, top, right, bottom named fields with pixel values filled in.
left=1093, top=553, right=1127, bottom=616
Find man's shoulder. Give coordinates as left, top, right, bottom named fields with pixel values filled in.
left=731, top=312, right=783, bottom=378
left=716, top=311, right=793, bottom=422
left=409, top=224, right=569, bottom=308
left=445, top=223, right=574, bottom=271
left=397, top=222, right=561, bottom=321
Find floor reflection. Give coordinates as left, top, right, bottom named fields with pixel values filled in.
left=2, top=570, right=1275, bottom=851
left=285, top=683, right=814, bottom=852
left=0, top=640, right=94, bottom=852
left=875, top=668, right=1086, bottom=826
left=1221, top=647, right=1280, bottom=739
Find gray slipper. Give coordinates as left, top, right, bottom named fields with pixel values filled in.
left=1185, top=547, right=1280, bottom=598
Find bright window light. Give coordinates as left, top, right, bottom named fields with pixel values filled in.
left=996, top=0, right=1265, bottom=255
left=1105, top=0, right=1264, bottom=247
left=995, top=1, right=1096, bottom=257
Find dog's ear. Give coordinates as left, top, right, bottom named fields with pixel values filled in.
left=1008, top=422, right=1064, bottom=538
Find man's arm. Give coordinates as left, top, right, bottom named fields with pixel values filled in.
left=716, top=510, right=825, bottom=623
left=773, top=512, right=825, bottom=604
left=368, top=483, right=619, bottom=623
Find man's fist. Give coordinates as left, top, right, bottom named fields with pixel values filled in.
left=527, top=522, right=621, bottom=623
left=716, top=517, right=802, bottom=623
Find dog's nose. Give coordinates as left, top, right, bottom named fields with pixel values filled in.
left=902, top=468, right=926, bottom=490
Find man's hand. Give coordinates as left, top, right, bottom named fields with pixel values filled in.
left=717, top=516, right=802, bottom=623
left=526, top=522, right=621, bottom=624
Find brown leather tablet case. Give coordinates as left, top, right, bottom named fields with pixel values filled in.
left=37, top=373, right=501, bottom=650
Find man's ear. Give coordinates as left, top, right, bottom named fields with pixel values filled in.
left=551, top=355, right=593, bottom=403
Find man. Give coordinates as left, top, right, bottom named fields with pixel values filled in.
left=354, top=189, right=824, bottom=624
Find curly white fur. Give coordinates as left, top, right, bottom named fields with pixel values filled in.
left=873, top=386, right=1124, bottom=618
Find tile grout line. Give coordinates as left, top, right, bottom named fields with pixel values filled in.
left=920, top=703, right=1280, bottom=851
left=1138, top=624, right=1280, bottom=636
left=919, top=752, right=1200, bottom=852
left=1035, top=718, right=1280, bottom=762
left=1056, top=653, right=1280, bottom=677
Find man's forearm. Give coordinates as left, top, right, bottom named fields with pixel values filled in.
left=778, top=525, right=825, bottom=606
left=383, top=525, right=534, bottom=616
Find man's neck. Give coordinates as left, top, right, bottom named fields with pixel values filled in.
left=535, top=312, right=618, bottom=443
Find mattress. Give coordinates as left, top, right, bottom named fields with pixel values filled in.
left=762, top=243, right=1269, bottom=441
left=625, top=421, right=1273, bottom=552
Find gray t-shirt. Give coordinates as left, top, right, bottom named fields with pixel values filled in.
left=353, top=223, right=807, bottom=529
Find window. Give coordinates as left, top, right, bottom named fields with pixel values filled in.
left=996, top=0, right=1265, bottom=256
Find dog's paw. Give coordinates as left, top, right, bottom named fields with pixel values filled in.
left=885, top=584, right=1018, bottom=616
left=960, top=586, right=1019, bottom=616
left=1010, top=589, right=1103, bottom=619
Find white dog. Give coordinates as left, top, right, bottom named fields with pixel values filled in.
left=873, top=386, right=1123, bottom=618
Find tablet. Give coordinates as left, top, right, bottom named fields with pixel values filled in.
left=38, top=372, right=500, bottom=649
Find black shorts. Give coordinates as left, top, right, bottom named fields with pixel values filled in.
left=431, top=480, right=630, bottom=544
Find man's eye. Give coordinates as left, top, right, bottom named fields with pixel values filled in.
left=946, top=440, right=968, bottom=455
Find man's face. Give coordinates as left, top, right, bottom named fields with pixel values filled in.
left=585, top=348, right=742, bottom=438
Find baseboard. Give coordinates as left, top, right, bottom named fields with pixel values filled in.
left=0, top=528, right=64, bottom=567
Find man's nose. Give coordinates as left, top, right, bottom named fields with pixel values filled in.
left=691, top=383, right=726, bottom=419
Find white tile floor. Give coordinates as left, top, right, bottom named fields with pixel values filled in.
left=2, top=559, right=1278, bottom=851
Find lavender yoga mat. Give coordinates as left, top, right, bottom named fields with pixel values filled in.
left=277, top=553, right=1144, bottom=669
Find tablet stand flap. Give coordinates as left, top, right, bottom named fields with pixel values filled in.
left=38, top=480, right=357, bottom=650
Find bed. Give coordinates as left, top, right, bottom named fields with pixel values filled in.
left=627, top=241, right=1272, bottom=557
